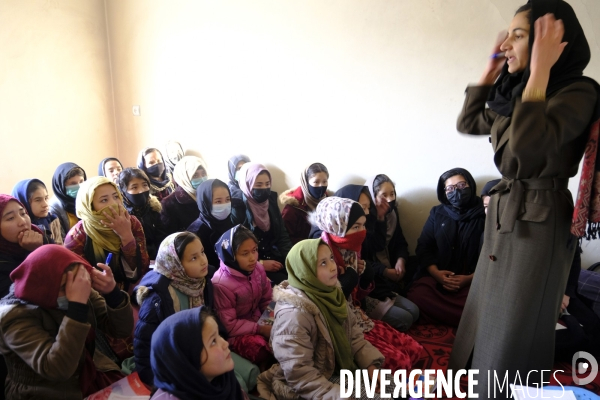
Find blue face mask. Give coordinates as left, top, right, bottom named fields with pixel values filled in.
left=211, top=202, right=232, bottom=220
left=234, top=170, right=241, bottom=182
left=191, top=177, right=208, bottom=190
left=56, top=296, right=69, bottom=311
left=65, top=184, right=80, bottom=199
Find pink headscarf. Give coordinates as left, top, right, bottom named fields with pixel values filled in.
left=239, top=162, right=271, bottom=232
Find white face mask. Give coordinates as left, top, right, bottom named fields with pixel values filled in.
left=211, top=203, right=232, bottom=220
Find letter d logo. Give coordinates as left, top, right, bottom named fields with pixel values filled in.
left=572, top=351, right=598, bottom=385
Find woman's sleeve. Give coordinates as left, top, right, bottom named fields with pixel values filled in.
left=347, top=303, right=384, bottom=369
left=457, top=85, right=497, bottom=136
left=90, top=290, right=134, bottom=339
left=389, top=214, right=409, bottom=262
left=274, top=212, right=293, bottom=260
left=281, top=205, right=304, bottom=245
left=272, top=308, right=341, bottom=400
left=121, top=216, right=150, bottom=279
left=50, top=218, right=64, bottom=246
left=507, top=82, right=597, bottom=159
left=415, top=208, right=438, bottom=271
left=259, top=269, right=273, bottom=312
left=212, top=284, right=259, bottom=337
left=134, top=292, right=162, bottom=385
left=63, top=222, right=86, bottom=256
left=0, top=309, right=89, bottom=381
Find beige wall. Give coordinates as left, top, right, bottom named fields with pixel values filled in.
left=0, top=0, right=116, bottom=195
left=1, top=0, right=599, bottom=265
left=105, top=0, right=600, bottom=266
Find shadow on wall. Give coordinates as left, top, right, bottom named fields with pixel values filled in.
left=265, top=164, right=288, bottom=201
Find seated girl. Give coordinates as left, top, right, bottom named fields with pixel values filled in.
left=64, top=176, right=150, bottom=290
left=309, top=197, right=422, bottom=372
left=408, top=168, right=485, bottom=326
left=137, top=148, right=175, bottom=201
left=0, top=195, right=44, bottom=297
left=187, top=179, right=245, bottom=268
left=257, top=238, right=385, bottom=400
left=280, top=163, right=330, bottom=245
left=98, top=157, right=124, bottom=183
left=335, top=184, right=419, bottom=332
left=228, top=154, right=251, bottom=200
left=163, top=140, right=184, bottom=176
left=0, top=244, right=133, bottom=399
left=119, top=168, right=167, bottom=260
left=238, top=162, right=292, bottom=284
left=12, top=179, right=63, bottom=244
left=161, top=156, right=207, bottom=235
left=49, top=162, right=87, bottom=238
left=150, top=307, right=249, bottom=400
left=134, top=231, right=215, bottom=386
left=212, top=225, right=273, bottom=366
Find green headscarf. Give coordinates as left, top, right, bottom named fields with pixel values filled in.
left=285, top=239, right=357, bottom=372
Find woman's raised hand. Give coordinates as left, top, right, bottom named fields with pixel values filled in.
left=480, top=30, right=508, bottom=85
left=17, top=229, right=43, bottom=252
left=66, top=266, right=92, bottom=305
left=530, top=13, right=567, bottom=74
left=101, top=204, right=134, bottom=244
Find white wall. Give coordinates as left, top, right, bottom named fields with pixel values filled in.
left=0, top=0, right=117, bottom=193
left=105, top=0, right=600, bottom=266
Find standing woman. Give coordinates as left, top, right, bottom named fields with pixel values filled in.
left=227, top=154, right=251, bottom=200
left=137, top=148, right=175, bottom=202
left=160, top=156, right=208, bottom=235
left=449, top=1, right=599, bottom=397
left=280, top=163, right=330, bottom=245
left=238, top=162, right=292, bottom=285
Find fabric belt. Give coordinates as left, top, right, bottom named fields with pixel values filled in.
left=490, top=177, right=569, bottom=234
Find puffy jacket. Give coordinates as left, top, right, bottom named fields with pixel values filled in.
left=257, top=282, right=384, bottom=400
left=212, top=263, right=272, bottom=338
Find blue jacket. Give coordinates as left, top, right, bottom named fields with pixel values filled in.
left=133, top=268, right=216, bottom=386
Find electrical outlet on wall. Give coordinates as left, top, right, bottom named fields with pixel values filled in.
left=132, top=105, right=141, bottom=116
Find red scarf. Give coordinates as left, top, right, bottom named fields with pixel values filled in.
left=320, top=230, right=366, bottom=274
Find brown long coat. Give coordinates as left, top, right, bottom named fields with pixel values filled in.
left=0, top=290, right=133, bottom=400
left=448, top=82, right=597, bottom=398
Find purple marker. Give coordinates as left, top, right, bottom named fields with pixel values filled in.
left=490, top=52, right=506, bottom=59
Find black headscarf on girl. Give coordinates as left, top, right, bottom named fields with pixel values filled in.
left=136, top=148, right=172, bottom=188
left=151, top=306, right=244, bottom=400
left=227, top=154, right=251, bottom=188
left=214, top=225, right=252, bottom=276
left=487, top=0, right=591, bottom=117
left=195, top=180, right=234, bottom=229
left=97, top=157, right=123, bottom=177
left=437, top=168, right=486, bottom=275
left=51, top=162, right=87, bottom=215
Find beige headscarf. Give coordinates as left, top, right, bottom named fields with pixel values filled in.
left=75, top=176, right=124, bottom=262
left=172, top=156, right=207, bottom=199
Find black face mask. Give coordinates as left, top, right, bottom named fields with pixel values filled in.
left=308, top=184, right=327, bottom=199
left=387, top=200, right=396, bottom=214
left=146, top=163, right=165, bottom=178
left=251, top=188, right=271, bottom=203
left=125, top=190, right=150, bottom=207
left=446, top=187, right=472, bottom=209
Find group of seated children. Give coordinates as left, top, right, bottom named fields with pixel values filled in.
left=0, top=145, right=524, bottom=399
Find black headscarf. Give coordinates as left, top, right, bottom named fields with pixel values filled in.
left=481, top=179, right=502, bottom=197
left=195, top=179, right=234, bottom=231
left=487, top=0, right=591, bottom=116
left=97, top=157, right=123, bottom=177
left=214, top=225, right=252, bottom=276
left=227, top=154, right=251, bottom=188
left=51, top=162, right=87, bottom=215
left=136, top=148, right=173, bottom=190
left=151, top=306, right=244, bottom=400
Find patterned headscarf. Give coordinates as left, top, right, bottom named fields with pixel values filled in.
left=75, top=177, right=124, bottom=263
left=299, top=163, right=328, bottom=211
left=154, top=232, right=206, bottom=309
left=172, top=156, right=207, bottom=199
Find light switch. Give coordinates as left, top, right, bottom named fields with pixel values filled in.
left=132, top=105, right=141, bottom=116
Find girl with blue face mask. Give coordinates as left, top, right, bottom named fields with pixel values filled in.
left=188, top=179, right=242, bottom=268
left=160, top=156, right=208, bottom=235
left=49, top=162, right=87, bottom=240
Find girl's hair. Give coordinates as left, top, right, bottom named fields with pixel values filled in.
left=306, top=163, right=329, bottom=179
left=118, top=168, right=151, bottom=192
left=64, top=167, right=85, bottom=183
left=174, top=231, right=200, bottom=260
left=373, top=174, right=395, bottom=195
left=232, top=225, right=258, bottom=254
left=440, top=168, right=465, bottom=184
left=515, top=3, right=532, bottom=17
left=26, top=181, right=47, bottom=202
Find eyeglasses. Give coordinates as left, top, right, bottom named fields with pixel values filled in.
left=444, top=181, right=469, bottom=194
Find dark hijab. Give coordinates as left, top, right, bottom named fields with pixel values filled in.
left=481, top=179, right=502, bottom=197
left=227, top=154, right=251, bottom=188
left=151, top=307, right=244, bottom=400
left=487, top=0, right=591, bottom=116
left=11, top=179, right=57, bottom=238
left=52, top=162, right=87, bottom=215
left=195, top=179, right=235, bottom=233
left=97, top=157, right=123, bottom=177
left=136, top=148, right=173, bottom=189
left=214, top=225, right=252, bottom=276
